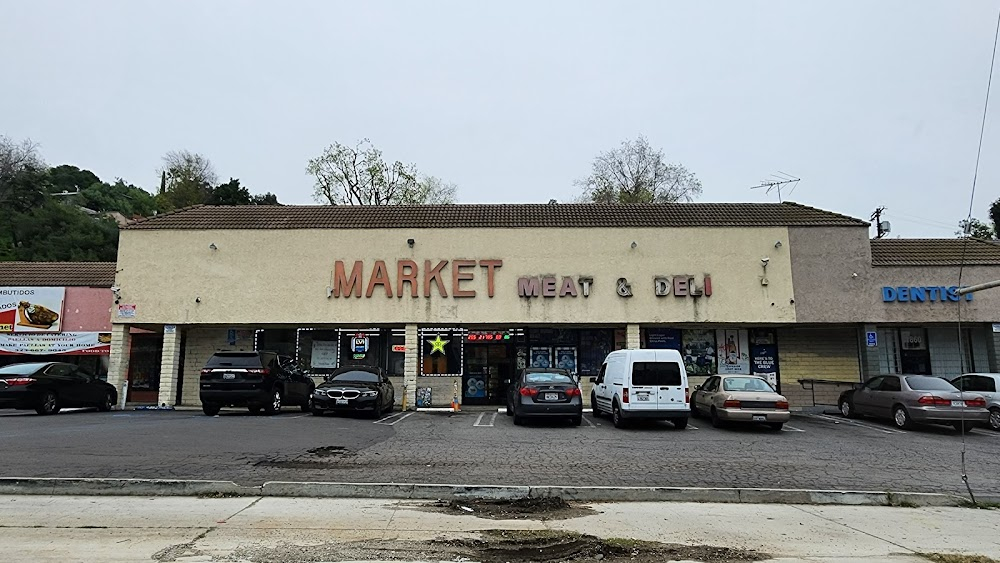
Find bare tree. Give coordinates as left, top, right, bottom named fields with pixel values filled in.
left=0, top=136, right=47, bottom=210
left=157, top=150, right=218, bottom=209
left=576, top=136, right=703, bottom=204
left=306, top=139, right=456, bottom=205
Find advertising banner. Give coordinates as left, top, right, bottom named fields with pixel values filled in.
left=311, top=340, right=339, bottom=368
left=0, top=332, right=111, bottom=355
left=716, top=329, right=751, bottom=375
left=0, top=287, right=66, bottom=333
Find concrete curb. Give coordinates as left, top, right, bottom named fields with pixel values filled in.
left=0, top=478, right=977, bottom=507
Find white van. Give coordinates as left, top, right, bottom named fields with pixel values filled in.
left=590, top=349, right=690, bottom=429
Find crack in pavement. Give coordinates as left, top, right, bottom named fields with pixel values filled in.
left=790, top=505, right=918, bottom=556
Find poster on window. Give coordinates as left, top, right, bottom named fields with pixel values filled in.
left=554, top=347, right=577, bottom=374
left=716, top=329, right=750, bottom=375
left=311, top=340, right=338, bottom=368
left=682, top=329, right=717, bottom=376
left=0, top=287, right=66, bottom=333
left=900, top=329, right=926, bottom=350
left=646, top=328, right=681, bottom=350
left=530, top=347, right=552, bottom=369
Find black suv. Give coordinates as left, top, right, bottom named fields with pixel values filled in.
left=199, top=351, right=314, bottom=416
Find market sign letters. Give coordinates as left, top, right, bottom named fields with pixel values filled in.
left=332, top=260, right=502, bottom=298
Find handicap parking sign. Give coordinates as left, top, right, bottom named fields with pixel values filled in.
left=865, top=331, right=877, bottom=347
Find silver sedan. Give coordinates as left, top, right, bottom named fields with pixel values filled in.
left=839, top=375, right=989, bottom=431
left=691, top=375, right=790, bottom=431
left=950, top=373, right=1000, bottom=431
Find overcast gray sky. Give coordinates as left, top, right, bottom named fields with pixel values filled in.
left=3, top=1, right=998, bottom=237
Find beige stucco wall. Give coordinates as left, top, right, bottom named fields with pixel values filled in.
left=114, top=227, right=797, bottom=326
left=789, top=227, right=1000, bottom=323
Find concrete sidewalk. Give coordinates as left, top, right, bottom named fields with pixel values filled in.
left=0, top=495, right=996, bottom=562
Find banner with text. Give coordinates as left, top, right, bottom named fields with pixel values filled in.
left=0, top=287, right=66, bottom=333
left=0, top=332, right=111, bottom=355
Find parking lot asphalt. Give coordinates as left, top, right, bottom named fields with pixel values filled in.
left=1, top=406, right=998, bottom=495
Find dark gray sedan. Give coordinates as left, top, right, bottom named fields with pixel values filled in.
left=506, top=368, right=583, bottom=426
left=838, top=375, right=989, bottom=431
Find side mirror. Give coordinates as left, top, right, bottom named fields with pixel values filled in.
left=694, top=385, right=702, bottom=391
left=589, top=377, right=597, bottom=383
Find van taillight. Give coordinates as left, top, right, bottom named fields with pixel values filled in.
left=622, top=388, right=629, bottom=403
left=684, top=387, right=690, bottom=403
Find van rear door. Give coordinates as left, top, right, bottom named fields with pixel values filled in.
left=630, top=353, right=686, bottom=411
left=626, top=350, right=659, bottom=408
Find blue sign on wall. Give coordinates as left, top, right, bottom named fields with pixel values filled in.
left=865, top=331, right=877, bottom=347
left=882, top=286, right=972, bottom=303
left=646, top=328, right=682, bottom=350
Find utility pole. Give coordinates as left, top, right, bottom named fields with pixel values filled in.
left=871, top=207, right=888, bottom=239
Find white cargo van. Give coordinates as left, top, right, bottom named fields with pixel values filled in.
left=590, top=349, right=689, bottom=429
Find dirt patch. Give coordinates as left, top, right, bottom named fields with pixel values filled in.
left=253, top=445, right=353, bottom=469
left=426, top=496, right=595, bottom=520
left=306, top=446, right=346, bottom=457
left=224, top=530, right=769, bottom=563
left=921, top=554, right=999, bottom=563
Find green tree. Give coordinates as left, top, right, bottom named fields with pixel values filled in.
left=306, top=139, right=457, bottom=205
left=250, top=192, right=279, bottom=205
left=6, top=200, right=119, bottom=261
left=576, top=136, right=703, bottom=203
left=989, top=198, right=1000, bottom=236
left=80, top=180, right=158, bottom=218
left=207, top=178, right=252, bottom=205
left=48, top=164, right=100, bottom=195
left=0, top=136, right=47, bottom=213
left=958, top=218, right=995, bottom=240
left=157, top=150, right=217, bottom=210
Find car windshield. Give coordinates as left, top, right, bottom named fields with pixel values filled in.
left=330, top=370, right=379, bottom=383
left=206, top=353, right=261, bottom=368
left=906, top=377, right=958, bottom=392
left=0, top=363, right=47, bottom=375
left=631, top=362, right=682, bottom=386
left=723, top=377, right=774, bottom=392
left=524, top=372, right=575, bottom=385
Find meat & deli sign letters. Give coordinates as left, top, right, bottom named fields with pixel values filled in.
left=330, top=260, right=713, bottom=300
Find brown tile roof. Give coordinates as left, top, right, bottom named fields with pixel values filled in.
left=124, top=201, right=867, bottom=230
left=871, top=239, right=1000, bottom=266
left=0, top=262, right=117, bottom=287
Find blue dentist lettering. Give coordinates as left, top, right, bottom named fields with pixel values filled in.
left=882, top=286, right=972, bottom=303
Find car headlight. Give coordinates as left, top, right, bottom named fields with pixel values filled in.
left=361, top=390, right=378, bottom=397
left=313, top=390, right=324, bottom=396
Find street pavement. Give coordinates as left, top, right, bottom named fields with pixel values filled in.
left=0, top=495, right=998, bottom=562
left=1, top=407, right=999, bottom=496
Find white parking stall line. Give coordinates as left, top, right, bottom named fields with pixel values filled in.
left=810, top=414, right=904, bottom=434
left=782, top=424, right=805, bottom=432
left=582, top=415, right=598, bottom=428
left=374, top=412, right=413, bottom=425
left=686, top=423, right=699, bottom=430
left=474, top=412, right=497, bottom=427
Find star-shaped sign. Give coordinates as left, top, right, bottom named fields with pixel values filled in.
left=427, top=334, right=449, bottom=355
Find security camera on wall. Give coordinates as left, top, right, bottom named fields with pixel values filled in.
left=760, top=257, right=769, bottom=267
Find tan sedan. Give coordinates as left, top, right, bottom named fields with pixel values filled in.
left=690, top=375, right=790, bottom=430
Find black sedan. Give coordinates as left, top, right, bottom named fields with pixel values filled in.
left=311, top=366, right=394, bottom=418
left=0, top=362, right=117, bottom=415
left=506, top=368, right=583, bottom=426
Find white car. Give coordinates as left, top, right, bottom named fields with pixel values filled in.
left=950, top=373, right=1000, bottom=431
left=590, top=349, right=689, bottom=429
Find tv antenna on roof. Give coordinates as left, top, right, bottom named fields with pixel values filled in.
left=750, top=171, right=801, bottom=203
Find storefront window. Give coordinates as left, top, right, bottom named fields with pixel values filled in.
left=420, top=328, right=463, bottom=375
left=578, top=330, right=613, bottom=377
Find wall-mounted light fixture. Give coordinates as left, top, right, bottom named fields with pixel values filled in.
left=630, top=241, right=637, bottom=249
left=407, top=238, right=415, bottom=248
left=195, top=297, right=202, bottom=303
left=209, top=243, right=218, bottom=250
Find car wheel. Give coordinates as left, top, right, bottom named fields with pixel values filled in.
left=892, top=405, right=913, bottom=430
left=264, top=389, right=282, bottom=415
left=35, top=391, right=60, bottom=415
left=989, top=408, right=1000, bottom=431
left=505, top=399, right=513, bottom=416
left=571, top=415, right=582, bottom=426
left=202, top=403, right=220, bottom=416
left=768, top=422, right=784, bottom=431
left=840, top=398, right=857, bottom=419
left=300, top=395, right=313, bottom=413
left=953, top=421, right=976, bottom=433
left=612, top=402, right=626, bottom=429
left=513, top=413, right=523, bottom=426
left=710, top=407, right=725, bottom=429
left=98, top=391, right=115, bottom=412
left=310, top=406, right=324, bottom=416
left=591, top=394, right=602, bottom=417
left=673, top=417, right=688, bottom=430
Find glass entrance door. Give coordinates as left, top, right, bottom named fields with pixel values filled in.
left=464, top=343, right=512, bottom=405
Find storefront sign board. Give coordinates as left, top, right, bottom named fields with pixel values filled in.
left=882, top=286, right=972, bottom=302
left=311, top=340, right=338, bottom=368
left=0, top=331, right=111, bottom=355
left=117, top=304, right=137, bottom=318
left=0, top=287, right=66, bottom=333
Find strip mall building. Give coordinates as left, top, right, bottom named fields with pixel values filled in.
left=105, top=203, right=1000, bottom=409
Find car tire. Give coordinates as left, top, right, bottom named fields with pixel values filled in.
left=571, top=415, right=582, bottom=426
left=892, top=405, right=913, bottom=430
left=300, top=397, right=312, bottom=413
left=202, top=403, right=220, bottom=416
left=673, top=417, right=688, bottom=430
left=264, top=389, right=282, bottom=415
left=710, top=407, right=726, bottom=429
left=35, top=391, right=60, bottom=416
left=505, top=400, right=513, bottom=416
left=612, top=402, right=626, bottom=429
left=840, top=398, right=858, bottom=419
left=311, top=406, right=324, bottom=416
left=98, top=391, right=115, bottom=412
left=989, top=408, right=1000, bottom=431
left=953, top=421, right=976, bottom=433
left=768, top=422, right=784, bottom=431
left=513, top=413, right=523, bottom=426
left=591, top=394, right=602, bottom=418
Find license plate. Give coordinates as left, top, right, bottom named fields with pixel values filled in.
left=544, top=393, right=558, bottom=401
left=636, top=394, right=651, bottom=401
left=336, top=398, right=348, bottom=405
left=951, top=400, right=965, bottom=407
left=222, top=373, right=235, bottom=380
left=752, top=415, right=766, bottom=422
